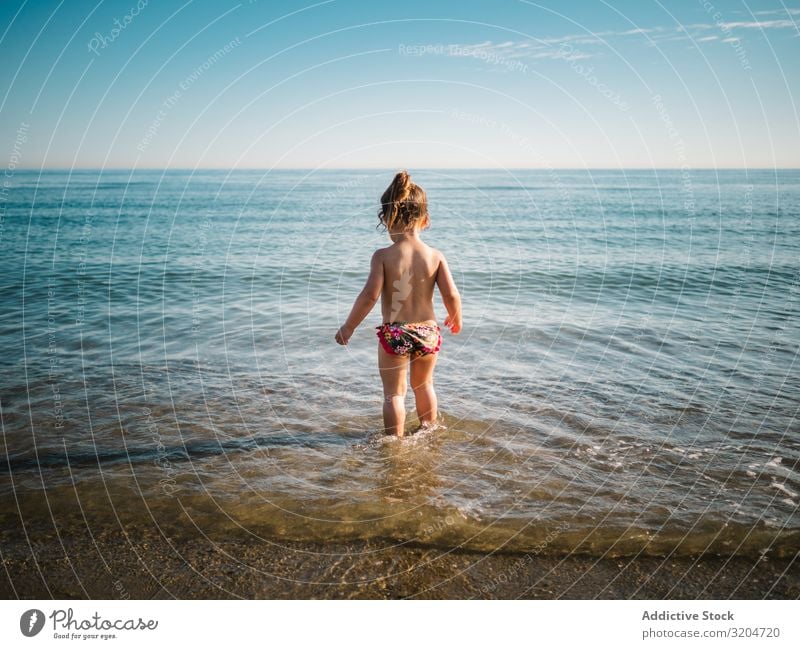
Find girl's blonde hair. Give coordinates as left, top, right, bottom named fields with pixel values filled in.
left=378, top=170, right=429, bottom=231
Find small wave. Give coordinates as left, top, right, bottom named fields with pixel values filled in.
left=0, top=431, right=352, bottom=473
left=771, top=480, right=799, bottom=499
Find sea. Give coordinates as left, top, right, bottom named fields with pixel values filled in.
left=0, top=168, right=798, bottom=559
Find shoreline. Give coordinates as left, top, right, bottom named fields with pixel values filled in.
left=2, top=529, right=797, bottom=599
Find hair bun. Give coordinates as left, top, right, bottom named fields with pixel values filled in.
left=394, top=170, right=410, bottom=190
left=378, top=169, right=429, bottom=231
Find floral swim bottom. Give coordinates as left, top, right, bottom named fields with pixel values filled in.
left=376, top=321, right=442, bottom=358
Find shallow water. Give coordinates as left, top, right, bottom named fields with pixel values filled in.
left=1, top=168, right=798, bottom=557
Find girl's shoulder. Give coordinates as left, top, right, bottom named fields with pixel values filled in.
left=424, top=242, right=443, bottom=259
left=371, top=245, right=395, bottom=264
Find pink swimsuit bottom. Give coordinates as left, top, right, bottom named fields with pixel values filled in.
left=375, top=321, right=442, bottom=358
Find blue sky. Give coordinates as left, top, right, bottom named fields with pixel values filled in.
left=1, top=0, right=798, bottom=168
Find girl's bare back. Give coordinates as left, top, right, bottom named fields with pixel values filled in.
left=378, top=239, right=440, bottom=324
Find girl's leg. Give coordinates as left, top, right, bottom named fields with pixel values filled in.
left=409, top=352, right=438, bottom=427
left=378, top=344, right=409, bottom=436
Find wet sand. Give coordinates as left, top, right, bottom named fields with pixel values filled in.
left=1, top=526, right=798, bottom=599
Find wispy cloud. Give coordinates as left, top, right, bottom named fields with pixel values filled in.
left=437, top=15, right=797, bottom=68
left=444, top=38, right=591, bottom=64
left=753, top=8, right=800, bottom=16
left=718, top=19, right=797, bottom=29
left=441, top=27, right=668, bottom=65
left=681, top=18, right=799, bottom=32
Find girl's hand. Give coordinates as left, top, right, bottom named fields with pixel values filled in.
left=444, top=315, right=461, bottom=334
left=335, top=325, right=353, bottom=345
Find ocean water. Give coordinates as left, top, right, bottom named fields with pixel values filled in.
left=0, top=168, right=798, bottom=558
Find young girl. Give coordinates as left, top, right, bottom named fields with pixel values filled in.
left=335, top=170, right=462, bottom=437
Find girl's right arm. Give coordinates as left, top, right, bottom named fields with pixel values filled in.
left=335, top=250, right=384, bottom=345
left=435, top=251, right=462, bottom=334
